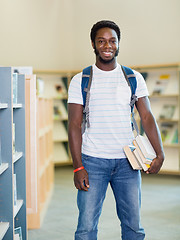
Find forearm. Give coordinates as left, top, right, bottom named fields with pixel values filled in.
left=141, top=112, right=164, bottom=161
left=68, top=122, right=83, bottom=169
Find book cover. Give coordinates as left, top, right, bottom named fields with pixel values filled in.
left=171, top=128, right=178, bottom=144
left=135, top=135, right=156, bottom=160
left=159, top=105, right=176, bottom=120
left=14, top=174, right=17, bottom=208
left=14, top=227, right=22, bottom=240
left=133, top=149, right=150, bottom=171
left=133, top=140, right=152, bottom=164
left=160, top=122, right=178, bottom=144
left=152, top=78, right=169, bottom=95
left=13, top=123, right=15, bottom=154
left=13, top=73, right=18, bottom=104
left=123, top=145, right=142, bottom=170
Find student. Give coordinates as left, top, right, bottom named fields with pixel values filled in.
left=68, top=20, right=164, bottom=240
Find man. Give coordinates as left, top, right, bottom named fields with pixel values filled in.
left=68, top=20, right=164, bottom=240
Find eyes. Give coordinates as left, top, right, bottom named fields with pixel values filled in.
left=97, top=39, right=117, bottom=46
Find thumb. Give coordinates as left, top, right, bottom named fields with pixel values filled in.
left=84, top=175, right=89, bottom=188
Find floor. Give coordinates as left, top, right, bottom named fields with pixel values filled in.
left=28, top=166, right=180, bottom=240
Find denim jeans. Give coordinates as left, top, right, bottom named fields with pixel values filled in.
left=74, top=154, right=145, bottom=240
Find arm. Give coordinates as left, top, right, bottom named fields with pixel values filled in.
left=135, top=96, right=165, bottom=174
left=68, top=103, right=89, bottom=191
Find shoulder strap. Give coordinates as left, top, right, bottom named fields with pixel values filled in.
left=81, top=66, right=93, bottom=107
left=121, top=65, right=137, bottom=108
left=81, top=66, right=93, bottom=134
left=121, top=65, right=139, bottom=135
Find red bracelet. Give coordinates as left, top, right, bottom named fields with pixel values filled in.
left=73, top=166, right=84, bottom=173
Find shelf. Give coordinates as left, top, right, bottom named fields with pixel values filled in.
left=14, top=200, right=23, bottom=217
left=54, top=95, right=68, bottom=100
left=134, top=64, right=180, bottom=175
left=150, top=94, right=179, bottom=98
left=0, top=163, right=8, bottom=175
left=13, top=103, right=23, bottom=109
left=163, top=143, right=180, bottom=148
left=0, top=222, right=9, bottom=240
left=0, top=67, right=27, bottom=239
left=54, top=116, right=68, bottom=121
left=157, top=119, right=179, bottom=123
left=39, top=125, right=53, bottom=138
left=53, top=138, right=68, bottom=142
left=39, top=155, right=53, bottom=178
left=13, top=152, right=23, bottom=163
left=0, top=103, right=8, bottom=109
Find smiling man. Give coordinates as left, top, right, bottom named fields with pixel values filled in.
left=68, top=20, right=164, bottom=240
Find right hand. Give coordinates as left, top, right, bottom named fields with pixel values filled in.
left=74, top=168, right=89, bottom=191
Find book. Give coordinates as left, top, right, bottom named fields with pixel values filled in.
left=133, top=140, right=152, bottom=164
left=171, top=128, right=178, bottom=144
left=123, top=145, right=142, bottom=170
left=13, top=73, right=18, bottom=104
left=152, top=79, right=169, bottom=95
left=160, top=123, right=178, bottom=144
left=14, top=174, right=17, bottom=208
left=54, top=81, right=67, bottom=98
left=36, top=78, right=44, bottom=96
left=159, top=105, right=176, bottom=120
left=14, top=227, right=22, bottom=240
left=133, top=149, right=150, bottom=171
left=13, top=123, right=15, bottom=154
left=135, top=135, right=156, bottom=160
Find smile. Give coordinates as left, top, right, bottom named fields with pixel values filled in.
left=102, top=51, right=113, bottom=56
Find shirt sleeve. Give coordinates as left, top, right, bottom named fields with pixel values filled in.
left=133, top=70, right=149, bottom=99
left=68, top=72, right=83, bottom=105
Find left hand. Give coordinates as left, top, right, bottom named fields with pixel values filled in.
left=146, top=156, right=164, bottom=174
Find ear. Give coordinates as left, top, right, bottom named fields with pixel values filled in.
left=91, top=41, right=95, bottom=49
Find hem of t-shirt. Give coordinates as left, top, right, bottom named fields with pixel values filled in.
left=67, top=100, right=83, bottom=105
left=137, top=93, right=149, bottom=99
left=82, top=149, right=127, bottom=159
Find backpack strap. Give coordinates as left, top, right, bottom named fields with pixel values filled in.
left=81, top=66, right=93, bottom=134
left=121, top=65, right=139, bottom=135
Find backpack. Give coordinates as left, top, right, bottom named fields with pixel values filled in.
left=81, top=65, right=139, bottom=134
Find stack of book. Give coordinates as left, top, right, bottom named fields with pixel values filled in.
left=124, top=135, right=156, bottom=171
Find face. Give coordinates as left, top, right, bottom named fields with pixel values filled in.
left=92, top=27, right=119, bottom=64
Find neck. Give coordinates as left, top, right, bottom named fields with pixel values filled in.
left=95, top=57, right=117, bottom=71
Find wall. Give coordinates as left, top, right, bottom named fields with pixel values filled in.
left=71, top=0, right=180, bottom=69
left=0, top=0, right=74, bottom=70
left=0, top=0, right=179, bottom=70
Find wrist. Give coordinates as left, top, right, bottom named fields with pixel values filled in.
left=73, top=166, right=84, bottom=173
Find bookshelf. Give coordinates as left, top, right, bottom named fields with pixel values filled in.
left=34, top=64, right=180, bottom=175
left=133, top=63, right=180, bottom=175
left=0, top=68, right=27, bottom=239
left=27, top=97, right=54, bottom=229
left=34, top=70, right=78, bottom=166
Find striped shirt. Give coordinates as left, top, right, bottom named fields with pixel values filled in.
left=68, top=64, right=149, bottom=159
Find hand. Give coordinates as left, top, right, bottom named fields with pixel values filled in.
left=146, top=156, right=164, bottom=174
left=74, top=168, right=89, bottom=191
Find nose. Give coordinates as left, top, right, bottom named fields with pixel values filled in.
left=104, top=40, right=112, bottom=48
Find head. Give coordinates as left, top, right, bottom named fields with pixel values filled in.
left=90, top=20, right=121, bottom=65
left=90, top=20, right=121, bottom=45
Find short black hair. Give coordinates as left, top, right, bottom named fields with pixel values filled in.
left=90, top=20, right=121, bottom=44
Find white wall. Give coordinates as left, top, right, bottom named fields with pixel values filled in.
left=0, top=0, right=74, bottom=70
left=0, top=0, right=179, bottom=70
left=71, top=0, right=180, bottom=69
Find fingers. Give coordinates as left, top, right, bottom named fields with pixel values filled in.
left=145, top=157, right=163, bottom=174
left=74, top=170, right=90, bottom=191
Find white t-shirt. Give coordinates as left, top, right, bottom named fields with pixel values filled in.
left=68, top=64, right=149, bottom=159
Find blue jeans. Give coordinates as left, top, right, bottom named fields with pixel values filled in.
left=75, top=154, right=145, bottom=240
